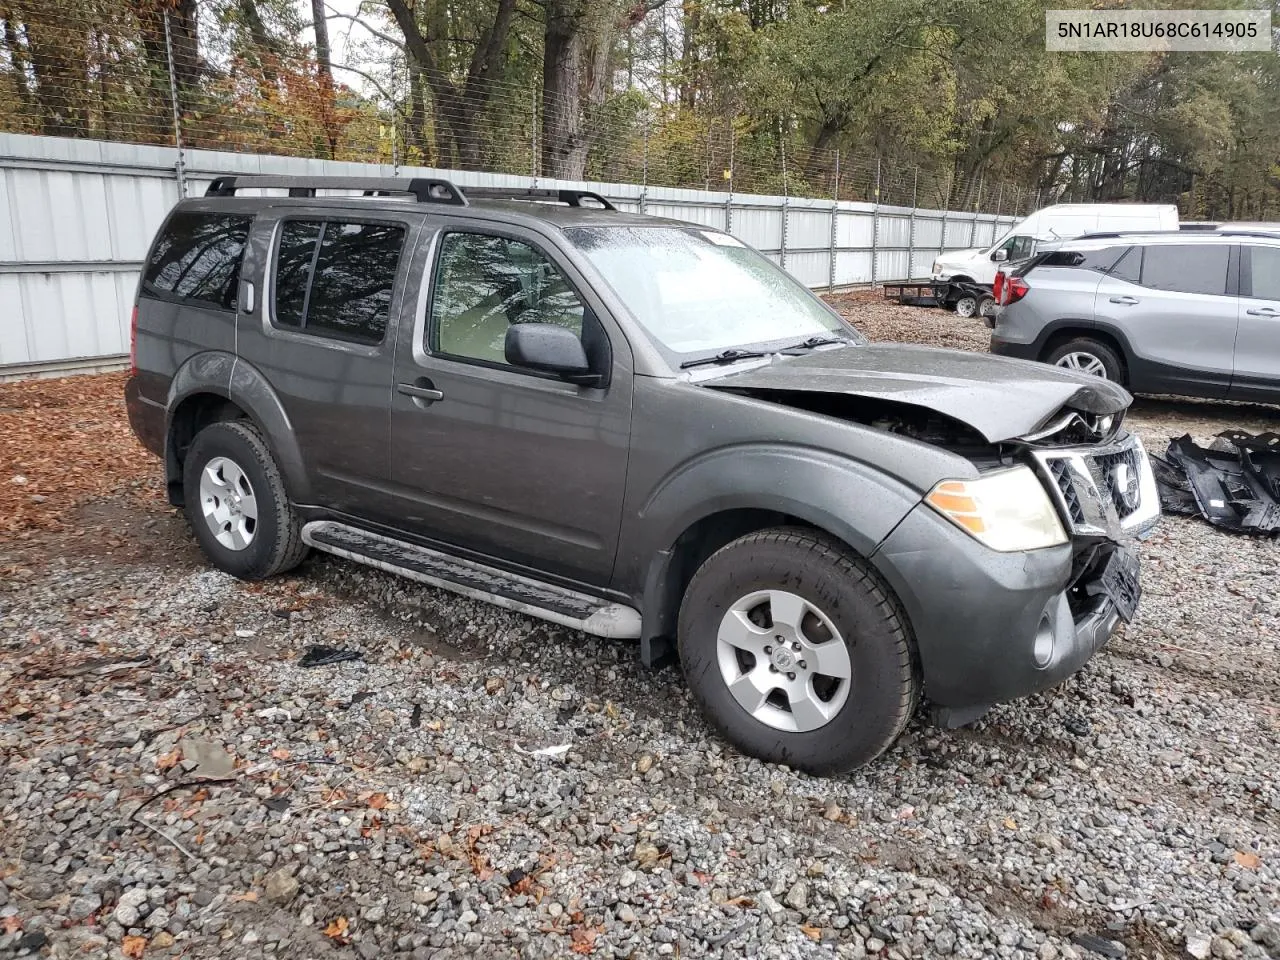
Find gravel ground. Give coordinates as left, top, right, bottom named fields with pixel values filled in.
left=2, top=298, right=1278, bottom=960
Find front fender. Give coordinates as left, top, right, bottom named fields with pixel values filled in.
left=628, top=444, right=925, bottom=655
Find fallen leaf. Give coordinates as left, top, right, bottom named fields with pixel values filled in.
left=1002, top=817, right=1018, bottom=830
left=122, top=935, right=147, bottom=958
left=801, top=924, right=822, bottom=941
left=723, top=896, right=755, bottom=908
left=230, top=891, right=259, bottom=903
left=569, top=924, right=602, bottom=954
left=155, top=749, right=181, bottom=771
left=270, top=748, right=291, bottom=760
left=1235, top=850, right=1262, bottom=869
left=2, top=916, right=21, bottom=934
left=367, top=792, right=389, bottom=810
left=323, top=916, right=349, bottom=940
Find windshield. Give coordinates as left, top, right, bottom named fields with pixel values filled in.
left=564, top=225, right=856, bottom=358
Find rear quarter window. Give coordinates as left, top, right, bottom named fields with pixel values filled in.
left=1038, top=246, right=1129, bottom=272
left=142, top=211, right=253, bottom=311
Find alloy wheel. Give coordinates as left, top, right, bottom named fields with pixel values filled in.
left=715, top=589, right=852, bottom=733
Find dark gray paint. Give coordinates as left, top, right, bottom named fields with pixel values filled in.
left=127, top=191, right=1155, bottom=715
left=705, top=343, right=1131, bottom=442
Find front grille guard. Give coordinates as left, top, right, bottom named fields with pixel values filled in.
left=1031, top=435, right=1161, bottom=539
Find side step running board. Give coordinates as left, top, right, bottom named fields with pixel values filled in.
left=301, top=521, right=642, bottom=640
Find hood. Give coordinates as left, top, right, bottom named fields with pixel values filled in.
left=701, top=343, right=1132, bottom=443
left=936, top=248, right=986, bottom=265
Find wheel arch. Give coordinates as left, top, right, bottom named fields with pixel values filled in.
left=635, top=461, right=922, bottom=668
left=165, top=355, right=310, bottom=506
left=1039, top=323, right=1133, bottom=383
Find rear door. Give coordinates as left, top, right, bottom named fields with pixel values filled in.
left=236, top=208, right=415, bottom=514
left=1092, top=242, right=1236, bottom=398
left=1230, top=241, right=1280, bottom=401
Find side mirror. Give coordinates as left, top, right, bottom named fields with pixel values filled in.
left=504, top=323, right=597, bottom=384
left=992, top=248, right=1010, bottom=262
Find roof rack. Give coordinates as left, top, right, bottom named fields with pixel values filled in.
left=205, top=175, right=467, bottom=204
left=1064, top=229, right=1280, bottom=244
left=462, top=187, right=616, bottom=210
left=203, top=176, right=617, bottom=211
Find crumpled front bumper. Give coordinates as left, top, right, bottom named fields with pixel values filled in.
left=868, top=432, right=1158, bottom=717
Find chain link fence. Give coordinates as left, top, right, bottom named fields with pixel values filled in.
left=0, top=1, right=1044, bottom=214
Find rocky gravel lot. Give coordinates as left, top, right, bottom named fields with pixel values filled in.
left=2, top=295, right=1278, bottom=960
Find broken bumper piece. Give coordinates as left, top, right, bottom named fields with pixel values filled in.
left=1154, top=432, right=1280, bottom=535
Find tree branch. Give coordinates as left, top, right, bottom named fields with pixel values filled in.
left=323, top=8, right=405, bottom=50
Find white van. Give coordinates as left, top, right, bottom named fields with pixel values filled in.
left=931, top=203, right=1179, bottom=289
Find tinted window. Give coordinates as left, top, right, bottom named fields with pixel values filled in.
left=274, top=220, right=321, bottom=328
left=1140, top=244, right=1229, bottom=296
left=1041, top=246, right=1128, bottom=272
left=1110, top=246, right=1141, bottom=283
left=1248, top=246, right=1280, bottom=300
left=143, top=211, right=252, bottom=310
left=272, top=220, right=405, bottom=343
left=306, top=222, right=405, bottom=342
left=430, top=233, right=585, bottom=365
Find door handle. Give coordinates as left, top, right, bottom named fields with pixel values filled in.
left=1109, top=296, right=1139, bottom=305
left=397, top=380, right=445, bottom=404
left=1246, top=307, right=1280, bottom=317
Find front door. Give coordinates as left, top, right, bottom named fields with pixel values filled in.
left=388, top=223, right=633, bottom=586
left=1230, top=242, right=1280, bottom=402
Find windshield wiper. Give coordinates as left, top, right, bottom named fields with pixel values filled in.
left=679, top=348, right=770, bottom=370
left=779, top=335, right=852, bottom=352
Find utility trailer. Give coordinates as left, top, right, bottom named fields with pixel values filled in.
left=882, top=279, right=996, bottom=318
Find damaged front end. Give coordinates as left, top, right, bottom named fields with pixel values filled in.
left=1014, top=407, right=1159, bottom=626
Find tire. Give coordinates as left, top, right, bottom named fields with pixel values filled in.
left=677, top=527, right=918, bottom=774
left=977, top=296, right=996, bottom=319
left=1044, top=337, right=1124, bottom=384
left=953, top=295, right=978, bottom=318
left=182, top=420, right=308, bottom=580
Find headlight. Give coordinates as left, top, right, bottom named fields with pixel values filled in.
left=925, top=466, right=1067, bottom=551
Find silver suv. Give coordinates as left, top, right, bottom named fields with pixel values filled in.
left=990, top=230, right=1280, bottom=402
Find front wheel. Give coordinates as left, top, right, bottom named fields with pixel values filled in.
left=677, top=528, right=918, bottom=774
left=182, top=420, right=309, bottom=580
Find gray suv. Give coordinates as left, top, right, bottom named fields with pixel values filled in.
left=126, top=175, right=1160, bottom=773
left=990, top=230, right=1280, bottom=401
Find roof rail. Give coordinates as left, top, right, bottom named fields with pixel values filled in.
left=204, top=175, right=467, bottom=205
left=1066, top=228, right=1280, bottom=244
left=202, top=176, right=619, bottom=211
left=461, top=187, right=616, bottom=210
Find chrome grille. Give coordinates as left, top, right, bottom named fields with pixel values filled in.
left=1033, top=436, right=1160, bottom=538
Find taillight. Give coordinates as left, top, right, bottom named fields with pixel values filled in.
left=129, top=305, right=139, bottom=376
left=997, top=275, right=1029, bottom=306
left=993, top=271, right=1005, bottom=303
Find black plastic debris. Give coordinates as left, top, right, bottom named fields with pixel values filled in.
left=297, top=645, right=363, bottom=668
left=1153, top=432, right=1280, bottom=535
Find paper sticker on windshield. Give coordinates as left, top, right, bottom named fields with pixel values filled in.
left=700, top=231, right=744, bottom=247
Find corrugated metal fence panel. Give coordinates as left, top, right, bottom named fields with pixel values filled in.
left=1, top=132, right=1019, bottom=373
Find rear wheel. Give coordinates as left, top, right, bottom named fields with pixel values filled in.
left=1045, top=337, right=1124, bottom=384
left=182, top=420, right=308, bottom=580
left=677, top=528, right=918, bottom=774
left=977, top=295, right=996, bottom=319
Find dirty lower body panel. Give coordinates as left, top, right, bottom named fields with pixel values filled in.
left=1153, top=432, right=1280, bottom=535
